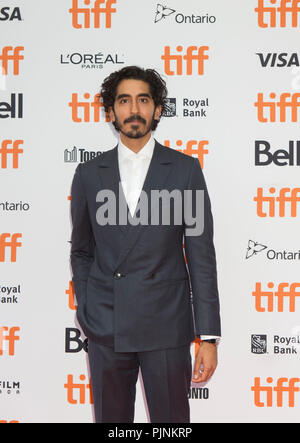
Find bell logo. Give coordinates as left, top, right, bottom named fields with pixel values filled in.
left=0, top=327, right=20, bottom=356
left=0, top=140, right=24, bottom=169
left=255, top=0, right=300, bottom=28
left=69, top=93, right=110, bottom=123
left=69, top=0, right=117, bottom=29
left=164, top=139, right=209, bottom=169
left=0, top=93, right=23, bottom=119
left=64, top=374, right=93, bottom=404
left=161, top=45, right=209, bottom=76
left=254, top=187, right=300, bottom=217
left=0, top=46, right=24, bottom=76
left=253, top=282, right=300, bottom=312
left=0, top=234, right=22, bottom=262
left=255, top=92, right=300, bottom=122
left=251, top=377, right=300, bottom=407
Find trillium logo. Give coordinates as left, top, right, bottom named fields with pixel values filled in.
left=246, top=240, right=267, bottom=259
left=245, top=240, right=300, bottom=261
left=154, top=3, right=217, bottom=25
left=154, top=4, right=176, bottom=23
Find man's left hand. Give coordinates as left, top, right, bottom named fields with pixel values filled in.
left=192, top=341, right=218, bottom=383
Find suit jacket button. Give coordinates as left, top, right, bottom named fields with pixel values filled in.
left=114, top=272, right=122, bottom=279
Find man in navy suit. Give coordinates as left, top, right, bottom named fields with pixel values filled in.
left=70, top=66, right=221, bottom=423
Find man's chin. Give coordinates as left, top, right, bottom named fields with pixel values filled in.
left=125, top=132, right=146, bottom=139
left=120, top=128, right=151, bottom=139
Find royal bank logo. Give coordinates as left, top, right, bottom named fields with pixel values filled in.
left=154, top=3, right=216, bottom=24
left=162, top=97, right=209, bottom=116
left=251, top=334, right=267, bottom=354
left=251, top=333, right=300, bottom=355
left=162, top=98, right=177, bottom=117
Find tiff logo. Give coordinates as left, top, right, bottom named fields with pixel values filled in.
left=161, top=46, right=209, bottom=76
left=66, top=280, right=77, bottom=310
left=64, top=374, right=93, bottom=404
left=253, top=282, right=300, bottom=312
left=255, top=0, right=300, bottom=28
left=254, top=187, right=300, bottom=217
left=0, top=46, right=24, bottom=75
left=164, top=140, right=209, bottom=169
left=255, top=92, right=300, bottom=122
left=0, top=140, right=24, bottom=168
left=251, top=377, right=300, bottom=407
left=69, top=0, right=117, bottom=29
left=69, top=93, right=110, bottom=122
left=0, top=327, right=20, bottom=356
left=0, top=234, right=22, bottom=262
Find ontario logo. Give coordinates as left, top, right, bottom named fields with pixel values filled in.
left=154, top=3, right=216, bottom=24
left=246, top=240, right=267, bottom=259
left=246, top=239, right=300, bottom=261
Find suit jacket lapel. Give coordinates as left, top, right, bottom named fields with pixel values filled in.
left=97, top=139, right=173, bottom=269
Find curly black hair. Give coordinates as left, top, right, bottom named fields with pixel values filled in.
left=99, top=65, right=168, bottom=131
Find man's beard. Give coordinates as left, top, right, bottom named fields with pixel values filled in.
left=114, top=111, right=156, bottom=139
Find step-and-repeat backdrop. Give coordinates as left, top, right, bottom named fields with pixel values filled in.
left=1, top=0, right=300, bottom=423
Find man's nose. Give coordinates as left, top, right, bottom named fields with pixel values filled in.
left=130, top=99, right=139, bottom=114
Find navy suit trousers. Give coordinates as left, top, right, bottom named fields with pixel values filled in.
left=88, top=340, right=192, bottom=423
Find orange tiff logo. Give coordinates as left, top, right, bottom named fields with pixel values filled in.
left=254, top=187, right=300, bottom=217
left=69, top=0, right=117, bottom=29
left=255, top=92, right=300, bottom=122
left=64, top=374, right=93, bottom=404
left=161, top=46, right=209, bottom=76
left=164, top=140, right=209, bottom=169
left=253, top=282, right=300, bottom=312
left=69, top=93, right=110, bottom=123
left=0, top=140, right=23, bottom=169
left=0, top=327, right=20, bottom=356
left=0, top=46, right=24, bottom=75
left=252, top=377, right=300, bottom=407
left=255, top=0, right=300, bottom=28
left=66, top=280, right=77, bottom=310
left=0, top=234, right=22, bottom=262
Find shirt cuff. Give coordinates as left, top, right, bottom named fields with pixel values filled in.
left=198, top=335, right=221, bottom=341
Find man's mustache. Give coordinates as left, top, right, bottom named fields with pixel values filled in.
left=124, top=115, right=146, bottom=124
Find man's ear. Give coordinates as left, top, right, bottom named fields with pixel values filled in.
left=108, top=106, right=115, bottom=122
left=154, top=104, right=162, bottom=121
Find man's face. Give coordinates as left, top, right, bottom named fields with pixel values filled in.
left=109, top=79, right=161, bottom=139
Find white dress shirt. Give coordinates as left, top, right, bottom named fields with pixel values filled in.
left=117, top=136, right=220, bottom=343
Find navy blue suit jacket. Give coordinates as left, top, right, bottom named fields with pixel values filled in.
left=70, top=140, right=221, bottom=352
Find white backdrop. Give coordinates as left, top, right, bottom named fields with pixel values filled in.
left=1, top=0, right=300, bottom=423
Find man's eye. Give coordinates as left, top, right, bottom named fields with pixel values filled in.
left=120, top=99, right=128, bottom=104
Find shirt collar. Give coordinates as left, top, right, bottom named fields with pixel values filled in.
left=118, top=135, right=155, bottom=160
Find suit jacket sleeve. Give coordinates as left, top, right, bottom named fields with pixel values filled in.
left=70, top=163, right=95, bottom=307
left=184, top=158, right=221, bottom=337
